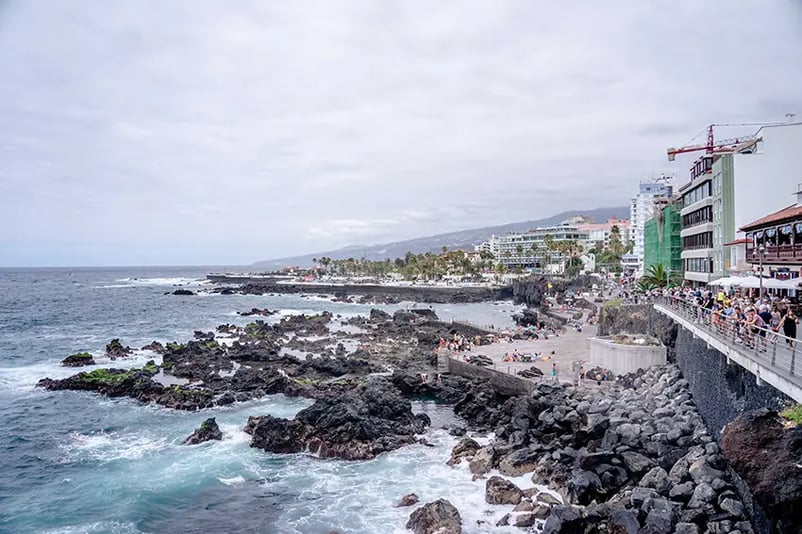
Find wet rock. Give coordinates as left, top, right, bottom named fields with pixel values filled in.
left=184, top=417, right=223, bottom=445
left=498, top=445, right=541, bottom=476
left=245, top=378, right=429, bottom=460
left=396, top=493, right=419, bottom=507
left=468, top=446, right=495, bottom=475
left=105, top=338, right=132, bottom=360
left=140, top=341, right=166, bottom=354
left=60, top=352, right=96, bottom=367
left=485, top=476, right=523, bottom=505
left=405, top=499, right=462, bottom=534
left=446, top=437, right=480, bottom=466
left=172, top=289, right=195, bottom=295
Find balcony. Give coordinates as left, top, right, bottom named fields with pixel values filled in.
left=745, top=244, right=802, bottom=264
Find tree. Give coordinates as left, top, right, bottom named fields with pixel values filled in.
left=641, top=263, right=671, bottom=288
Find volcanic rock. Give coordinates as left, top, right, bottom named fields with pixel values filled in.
left=721, top=409, right=802, bottom=534
left=184, top=417, right=223, bottom=445
left=245, top=378, right=429, bottom=460
left=405, top=499, right=462, bottom=534
left=60, top=352, right=96, bottom=367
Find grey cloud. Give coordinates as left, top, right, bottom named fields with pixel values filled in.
left=1, top=0, right=802, bottom=265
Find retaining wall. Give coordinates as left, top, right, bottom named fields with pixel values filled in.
left=445, top=358, right=537, bottom=396
left=588, top=337, right=667, bottom=376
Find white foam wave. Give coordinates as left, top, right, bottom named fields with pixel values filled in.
left=218, top=475, right=246, bottom=486
left=114, top=277, right=203, bottom=286
left=63, top=431, right=170, bottom=462
left=43, top=521, right=143, bottom=534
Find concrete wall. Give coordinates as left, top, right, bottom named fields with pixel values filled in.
left=445, top=358, right=537, bottom=396
left=588, top=337, right=667, bottom=375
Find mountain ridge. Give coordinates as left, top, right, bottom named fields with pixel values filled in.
left=253, top=206, right=629, bottom=268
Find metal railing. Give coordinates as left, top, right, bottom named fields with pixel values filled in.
left=655, top=295, right=801, bottom=380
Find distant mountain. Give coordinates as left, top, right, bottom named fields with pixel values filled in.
left=253, top=206, right=629, bottom=268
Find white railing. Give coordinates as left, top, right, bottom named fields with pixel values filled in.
left=654, top=295, right=801, bottom=380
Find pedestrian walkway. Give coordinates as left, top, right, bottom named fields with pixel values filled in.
left=654, top=296, right=802, bottom=403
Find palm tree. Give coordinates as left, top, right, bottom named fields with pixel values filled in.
left=641, top=263, right=670, bottom=288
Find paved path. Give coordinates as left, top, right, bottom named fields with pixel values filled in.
left=452, top=319, right=600, bottom=383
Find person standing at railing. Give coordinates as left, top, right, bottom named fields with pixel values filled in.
left=781, top=308, right=799, bottom=348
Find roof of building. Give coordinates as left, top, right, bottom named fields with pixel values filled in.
left=740, top=204, right=802, bottom=231
left=723, top=238, right=750, bottom=246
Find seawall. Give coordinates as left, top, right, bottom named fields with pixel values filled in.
left=438, top=349, right=536, bottom=396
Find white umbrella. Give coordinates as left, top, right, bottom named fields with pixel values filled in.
left=736, top=275, right=799, bottom=290
left=709, top=276, right=738, bottom=287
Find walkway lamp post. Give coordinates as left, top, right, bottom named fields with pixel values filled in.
left=753, top=245, right=766, bottom=301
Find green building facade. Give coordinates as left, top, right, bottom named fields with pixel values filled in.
left=643, top=203, right=683, bottom=278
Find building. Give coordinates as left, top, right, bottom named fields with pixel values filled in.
left=740, top=185, right=802, bottom=280
left=577, top=217, right=631, bottom=250
left=630, top=177, right=674, bottom=272
left=643, top=200, right=683, bottom=277
left=677, top=122, right=802, bottom=285
left=476, top=223, right=590, bottom=272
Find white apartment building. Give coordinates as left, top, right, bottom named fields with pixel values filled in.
left=477, top=223, right=590, bottom=272
left=630, top=177, right=673, bottom=272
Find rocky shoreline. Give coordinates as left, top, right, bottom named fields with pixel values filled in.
left=36, top=290, right=790, bottom=533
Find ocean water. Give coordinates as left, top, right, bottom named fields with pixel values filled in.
left=0, top=267, right=537, bottom=534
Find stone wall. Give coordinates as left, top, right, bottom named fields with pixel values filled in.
left=673, top=328, right=789, bottom=437
left=445, top=358, right=537, bottom=396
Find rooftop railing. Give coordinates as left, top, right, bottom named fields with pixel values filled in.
left=654, top=295, right=801, bottom=382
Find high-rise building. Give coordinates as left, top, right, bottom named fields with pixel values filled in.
left=678, top=122, right=802, bottom=285
left=630, top=176, right=673, bottom=272
left=643, top=200, right=683, bottom=278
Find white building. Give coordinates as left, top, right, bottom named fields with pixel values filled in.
left=577, top=217, right=631, bottom=250
left=476, top=223, right=590, bottom=271
left=630, top=177, right=673, bottom=272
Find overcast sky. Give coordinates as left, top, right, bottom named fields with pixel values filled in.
left=2, top=1, right=801, bottom=266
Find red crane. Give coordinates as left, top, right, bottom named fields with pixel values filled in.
left=666, top=123, right=774, bottom=161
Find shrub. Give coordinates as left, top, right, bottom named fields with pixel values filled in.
left=780, top=404, right=802, bottom=425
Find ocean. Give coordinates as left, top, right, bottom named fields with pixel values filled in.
left=0, top=267, right=528, bottom=534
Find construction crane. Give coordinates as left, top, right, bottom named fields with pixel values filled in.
left=666, top=122, right=778, bottom=161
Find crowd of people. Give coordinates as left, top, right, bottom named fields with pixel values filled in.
left=659, top=287, right=799, bottom=350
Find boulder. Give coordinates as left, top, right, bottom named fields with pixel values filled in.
left=405, top=499, right=462, bottom=534
left=468, top=446, right=495, bottom=475
left=184, top=417, right=223, bottom=445
left=485, top=476, right=523, bottom=505
left=540, top=505, right=584, bottom=534
left=446, top=437, right=480, bottom=466
left=608, top=509, right=639, bottom=534
left=721, top=409, right=802, bottom=534
left=621, top=451, right=653, bottom=475
left=639, top=467, right=671, bottom=496
left=60, top=352, right=95, bottom=367
left=498, top=445, right=541, bottom=476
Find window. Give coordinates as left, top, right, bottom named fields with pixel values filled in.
left=682, top=182, right=712, bottom=207
left=755, top=230, right=765, bottom=247
left=765, top=228, right=777, bottom=248
left=685, top=257, right=713, bottom=273
left=682, top=231, right=713, bottom=250
left=779, top=225, right=793, bottom=247
left=682, top=206, right=713, bottom=228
